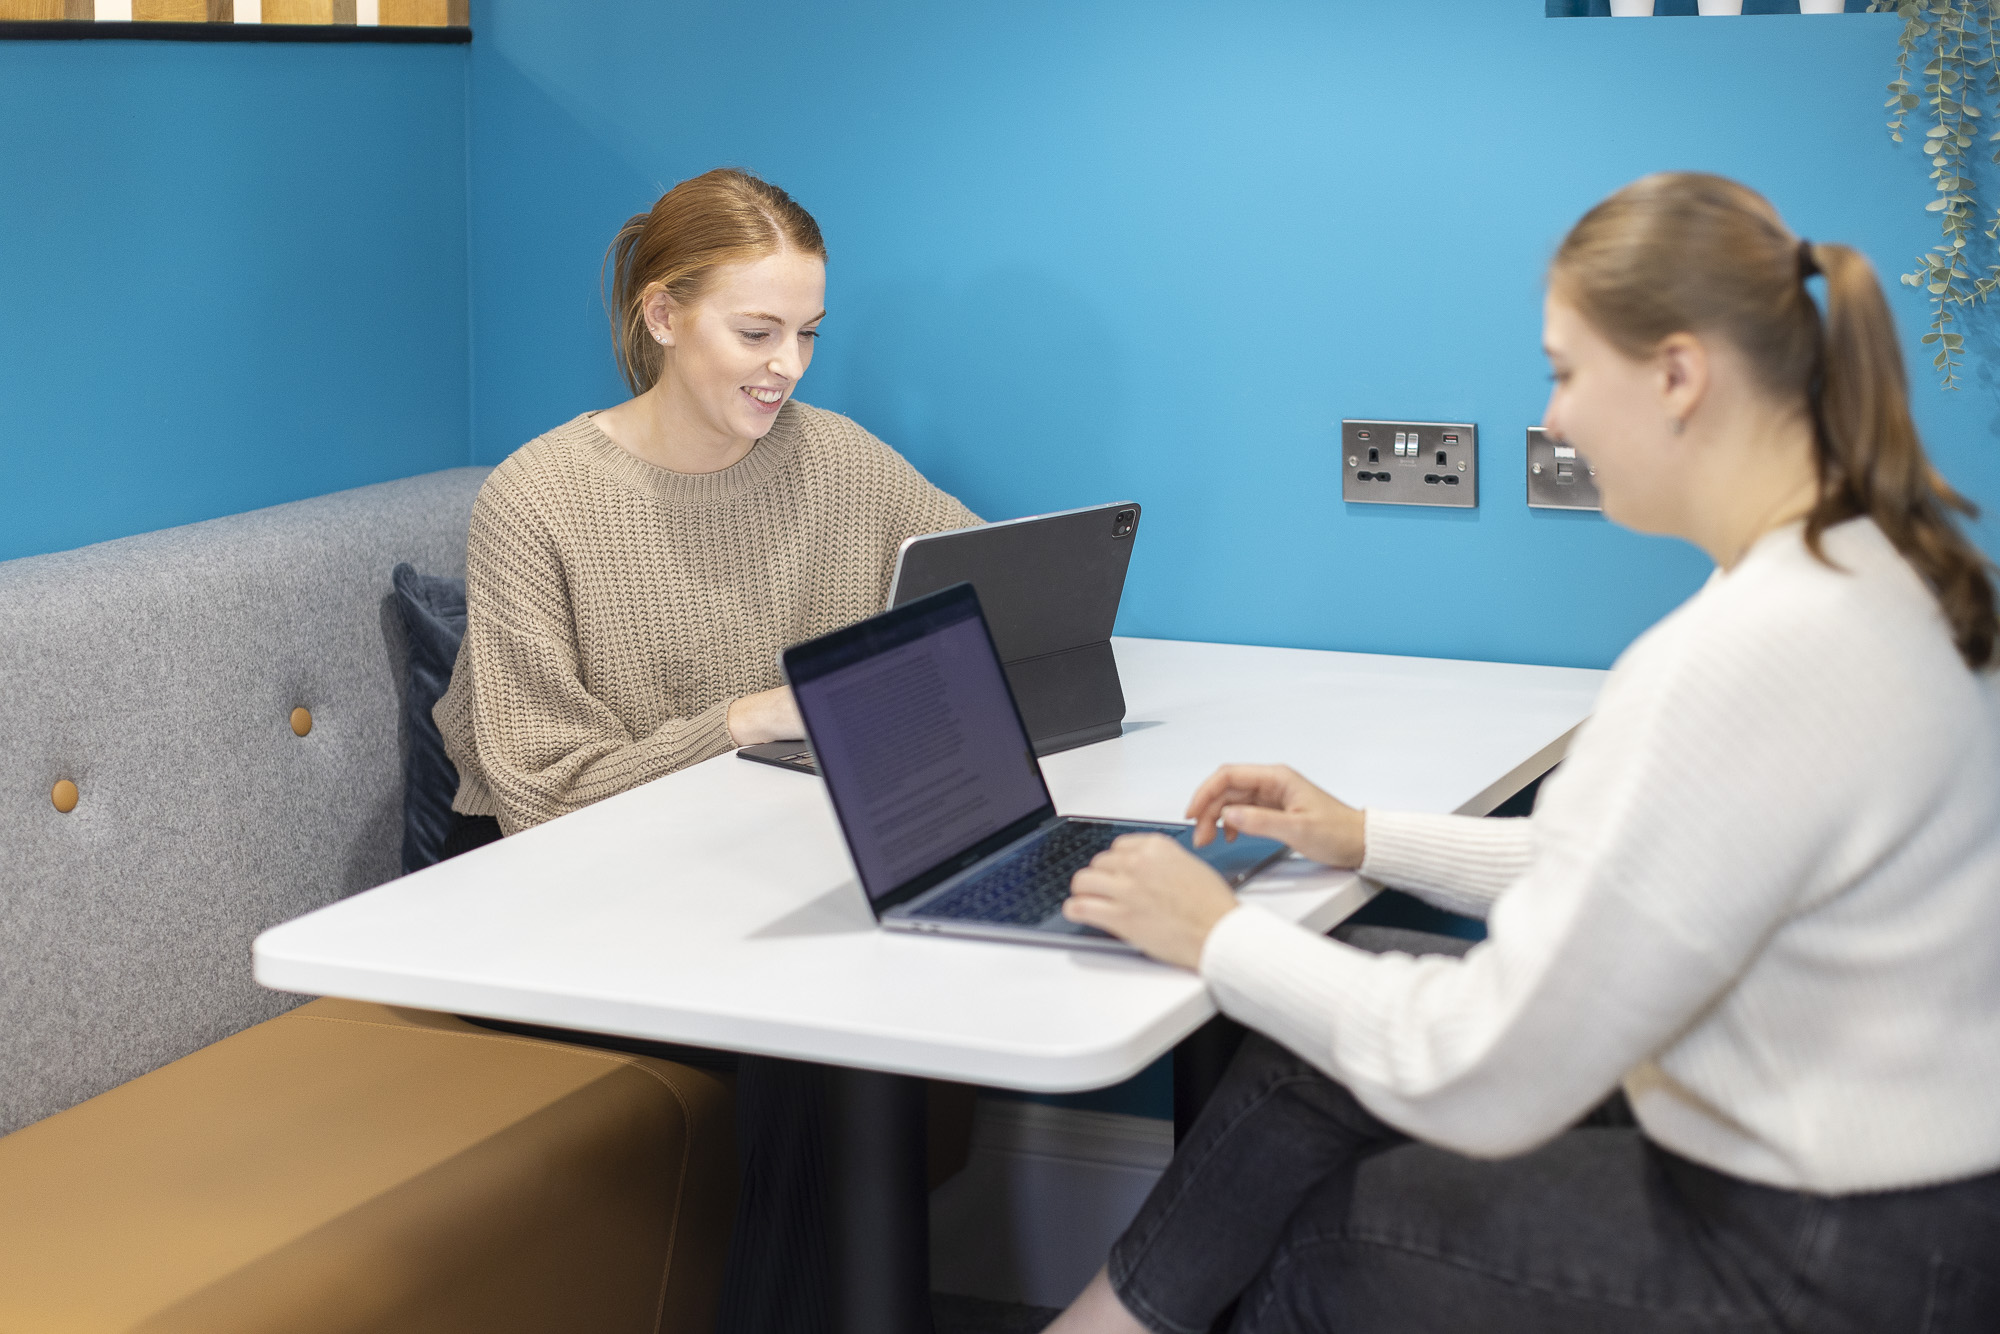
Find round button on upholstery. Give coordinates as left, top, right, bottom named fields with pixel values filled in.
left=290, top=707, right=313, bottom=737
left=51, top=780, right=78, bottom=814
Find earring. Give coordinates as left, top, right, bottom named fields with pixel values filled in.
left=1668, top=417, right=1685, bottom=436
left=652, top=329, right=668, bottom=345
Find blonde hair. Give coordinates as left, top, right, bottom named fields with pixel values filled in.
left=1552, top=172, right=1995, bottom=669
left=602, top=168, right=826, bottom=396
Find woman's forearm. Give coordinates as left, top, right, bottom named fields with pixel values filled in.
left=481, top=698, right=738, bottom=833
left=726, top=685, right=804, bottom=747
left=1357, top=811, right=1538, bottom=919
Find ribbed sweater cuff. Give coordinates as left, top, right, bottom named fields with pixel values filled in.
left=677, top=699, right=739, bottom=767
left=1200, top=904, right=1354, bottom=1073
left=1358, top=810, right=1535, bottom=919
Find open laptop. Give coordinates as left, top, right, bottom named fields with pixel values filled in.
left=782, top=581, right=1287, bottom=951
left=740, top=500, right=1141, bottom=775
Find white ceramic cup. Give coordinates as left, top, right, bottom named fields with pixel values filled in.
left=1610, top=0, right=1656, bottom=13
left=1698, top=0, right=1745, bottom=12
left=1799, top=0, right=1845, bottom=12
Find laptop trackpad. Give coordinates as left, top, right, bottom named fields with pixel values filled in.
left=1034, top=915, right=1116, bottom=939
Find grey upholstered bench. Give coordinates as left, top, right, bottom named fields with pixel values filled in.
left=0, top=470, right=736, bottom=1333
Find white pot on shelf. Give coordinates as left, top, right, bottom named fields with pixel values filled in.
left=1610, top=0, right=1655, bottom=14
left=1698, top=0, right=1744, bottom=13
left=1799, top=0, right=1845, bottom=12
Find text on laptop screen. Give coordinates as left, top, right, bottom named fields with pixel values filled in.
left=792, top=596, right=1048, bottom=902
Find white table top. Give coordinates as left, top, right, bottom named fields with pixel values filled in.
left=254, top=638, right=1605, bottom=1092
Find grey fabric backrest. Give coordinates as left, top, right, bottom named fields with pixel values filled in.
left=0, top=468, right=488, bottom=1136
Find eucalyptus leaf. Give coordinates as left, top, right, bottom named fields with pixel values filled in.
left=1884, top=0, right=2000, bottom=388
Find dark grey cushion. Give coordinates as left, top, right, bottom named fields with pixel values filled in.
left=390, top=564, right=468, bottom=876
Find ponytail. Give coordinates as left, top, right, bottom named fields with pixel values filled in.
left=1553, top=173, right=1997, bottom=670
left=1806, top=242, right=1995, bottom=669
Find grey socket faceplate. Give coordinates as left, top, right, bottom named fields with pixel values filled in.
left=1340, top=420, right=1478, bottom=508
left=1525, top=427, right=1602, bottom=512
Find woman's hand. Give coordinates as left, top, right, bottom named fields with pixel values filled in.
left=1184, top=764, right=1366, bottom=869
left=1065, top=834, right=1239, bottom=970
left=727, top=685, right=804, bottom=746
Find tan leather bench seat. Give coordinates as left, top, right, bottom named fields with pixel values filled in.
left=0, top=998, right=736, bottom=1334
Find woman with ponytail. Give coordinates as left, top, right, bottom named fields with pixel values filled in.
left=1047, top=173, right=2000, bottom=1333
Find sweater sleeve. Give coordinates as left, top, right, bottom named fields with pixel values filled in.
left=860, top=424, right=979, bottom=538
left=1198, top=595, right=1890, bottom=1159
left=1358, top=810, right=1536, bottom=920
left=437, top=475, right=737, bottom=836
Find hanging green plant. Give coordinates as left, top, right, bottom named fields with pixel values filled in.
left=1871, top=0, right=2000, bottom=387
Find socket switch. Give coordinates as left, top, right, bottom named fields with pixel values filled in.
left=1340, top=419, right=1477, bottom=508
left=1525, top=427, right=1602, bottom=512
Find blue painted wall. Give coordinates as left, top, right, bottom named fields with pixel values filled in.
left=0, top=38, right=470, bottom=563
left=466, top=0, right=2000, bottom=671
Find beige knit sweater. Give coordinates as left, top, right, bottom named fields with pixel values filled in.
left=436, top=400, right=978, bottom=834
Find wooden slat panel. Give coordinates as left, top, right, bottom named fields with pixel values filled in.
left=0, top=0, right=466, bottom=28
left=379, top=0, right=444, bottom=26
left=262, top=0, right=331, bottom=21
left=0, top=0, right=465, bottom=23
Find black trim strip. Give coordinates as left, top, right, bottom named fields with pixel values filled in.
left=0, top=20, right=468, bottom=42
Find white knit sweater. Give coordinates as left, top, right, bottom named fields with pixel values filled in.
left=1201, top=518, right=2000, bottom=1194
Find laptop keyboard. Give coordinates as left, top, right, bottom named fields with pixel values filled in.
left=916, top=821, right=1126, bottom=926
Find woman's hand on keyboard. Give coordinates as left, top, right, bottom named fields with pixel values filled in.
left=1064, top=835, right=1237, bottom=970
left=1183, top=764, right=1366, bottom=869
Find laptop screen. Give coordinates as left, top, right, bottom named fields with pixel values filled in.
left=784, top=584, right=1053, bottom=909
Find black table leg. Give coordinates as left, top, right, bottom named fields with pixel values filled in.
left=824, top=1065, right=933, bottom=1334
left=1172, top=1013, right=1247, bottom=1145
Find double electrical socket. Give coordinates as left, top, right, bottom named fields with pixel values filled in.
left=1339, top=419, right=1478, bottom=508
left=1525, top=427, right=1602, bottom=512
left=1337, top=419, right=1601, bottom=512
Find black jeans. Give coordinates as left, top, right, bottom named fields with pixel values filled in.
left=1110, top=928, right=2000, bottom=1334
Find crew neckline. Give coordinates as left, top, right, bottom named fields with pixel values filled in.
left=562, top=400, right=806, bottom=506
